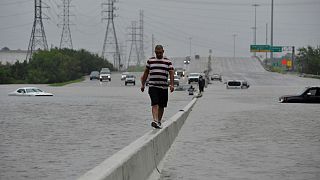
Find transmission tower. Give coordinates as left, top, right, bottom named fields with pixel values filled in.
left=101, top=0, right=121, bottom=70
left=127, top=21, right=140, bottom=67
left=26, top=0, right=48, bottom=60
left=59, top=0, right=73, bottom=49
left=139, top=10, right=145, bottom=62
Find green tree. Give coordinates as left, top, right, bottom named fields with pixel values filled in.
left=296, top=46, right=320, bottom=75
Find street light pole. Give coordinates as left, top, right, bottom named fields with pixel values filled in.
left=252, top=4, right=260, bottom=57
left=189, top=37, right=192, bottom=58
left=270, top=0, right=274, bottom=61
left=233, top=34, right=236, bottom=58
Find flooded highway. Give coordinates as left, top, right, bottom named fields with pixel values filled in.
left=1, top=57, right=319, bottom=180
left=160, top=57, right=320, bottom=180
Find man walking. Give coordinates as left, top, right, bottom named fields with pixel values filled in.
left=140, top=45, right=174, bottom=129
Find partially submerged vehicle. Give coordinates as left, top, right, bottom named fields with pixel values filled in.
left=279, top=86, right=320, bottom=103
left=8, top=87, right=53, bottom=96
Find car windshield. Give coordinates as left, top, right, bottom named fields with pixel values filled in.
left=189, top=73, right=200, bottom=77
left=91, top=71, right=99, bottom=75
left=126, top=75, right=134, bottom=78
left=297, top=87, right=309, bottom=95
left=228, top=81, right=241, bottom=86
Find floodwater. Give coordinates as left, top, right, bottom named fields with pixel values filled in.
left=0, top=72, right=193, bottom=180
left=160, top=57, right=320, bottom=180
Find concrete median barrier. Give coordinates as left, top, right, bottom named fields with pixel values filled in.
left=77, top=98, right=197, bottom=180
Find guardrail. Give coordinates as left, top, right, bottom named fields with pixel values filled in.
left=77, top=98, right=197, bottom=180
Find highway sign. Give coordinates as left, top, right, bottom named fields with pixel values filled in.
left=271, top=46, right=282, bottom=52
left=250, top=45, right=270, bottom=52
left=250, top=45, right=283, bottom=52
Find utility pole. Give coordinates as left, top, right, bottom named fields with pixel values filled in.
left=232, top=34, right=237, bottom=58
left=265, top=23, right=268, bottom=66
left=270, top=0, right=274, bottom=62
left=189, top=37, right=192, bottom=58
left=252, top=4, right=259, bottom=57
left=102, top=0, right=121, bottom=70
left=59, top=0, right=73, bottom=49
left=291, top=46, right=295, bottom=71
left=139, top=10, right=145, bottom=62
left=26, top=0, right=48, bottom=60
left=127, top=21, right=140, bottom=67
left=151, top=34, right=154, bottom=56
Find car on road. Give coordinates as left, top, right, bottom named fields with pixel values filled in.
left=168, top=75, right=180, bottom=86
left=125, top=75, right=136, bottom=86
left=188, top=73, right=201, bottom=84
left=279, top=86, right=320, bottom=103
left=175, top=68, right=185, bottom=77
left=184, top=56, right=191, bottom=64
left=121, top=72, right=130, bottom=80
left=89, top=71, right=100, bottom=80
left=8, top=87, right=53, bottom=96
left=211, top=74, right=222, bottom=81
left=100, top=68, right=111, bottom=81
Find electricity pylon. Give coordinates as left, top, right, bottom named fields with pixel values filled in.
left=101, top=0, right=121, bottom=70
left=26, top=0, right=48, bottom=60
left=59, top=0, right=73, bottom=49
left=127, top=21, right=140, bottom=67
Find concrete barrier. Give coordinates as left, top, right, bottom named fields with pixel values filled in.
left=77, top=98, right=197, bottom=180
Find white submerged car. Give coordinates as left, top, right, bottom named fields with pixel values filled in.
left=8, top=87, right=53, bottom=96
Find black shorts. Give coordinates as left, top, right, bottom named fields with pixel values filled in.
left=148, top=87, right=168, bottom=107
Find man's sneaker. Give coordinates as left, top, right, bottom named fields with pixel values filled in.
left=157, top=121, right=162, bottom=128
left=151, top=121, right=161, bottom=129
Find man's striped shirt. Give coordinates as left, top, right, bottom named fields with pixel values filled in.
left=146, top=57, right=174, bottom=89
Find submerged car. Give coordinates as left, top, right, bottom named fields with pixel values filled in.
left=90, top=71, right=100, bottom=80
left=125, top=75, right=136, bottom=86
left=279, top=86, right=320, bottom=103
left=211, top=74, right=222, bottom=81
left=188, top=73, right=201, bottom=84
left=8, top=87, right=53, bottom=96
left=168, top=75, right=180, bottom=86
left=121, top=72, right=130, bottom=80
left=225, top=80, right=250, bottom=89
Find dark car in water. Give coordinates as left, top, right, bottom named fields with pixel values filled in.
left=279, top=86, right=320, bottom=103
left=89, top=71, right=100, bottom=80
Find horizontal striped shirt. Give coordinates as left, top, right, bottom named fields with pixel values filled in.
left=146, top=56, right=174, bottom=89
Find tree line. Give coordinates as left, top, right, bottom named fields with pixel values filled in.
left=296, top=46, right=320, bottom=75
left=0, top=48, right=114, bottom=84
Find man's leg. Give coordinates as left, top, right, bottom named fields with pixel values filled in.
left=158, top=106, right=164, bottom=122
left=152, top=105, right=159, bottom=122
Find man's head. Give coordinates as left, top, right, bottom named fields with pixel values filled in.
left=154, top=45, right=164, bottom=59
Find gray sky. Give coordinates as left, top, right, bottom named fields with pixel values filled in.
left=0, top=0, right=319, bottom=59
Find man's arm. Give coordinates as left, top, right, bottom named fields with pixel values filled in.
left=169, top=69, right=174, bottom=92
left=140, top=68, right=149, bottom=92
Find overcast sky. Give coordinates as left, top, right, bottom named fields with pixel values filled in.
left=1, top=0, right=319, bottom=59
